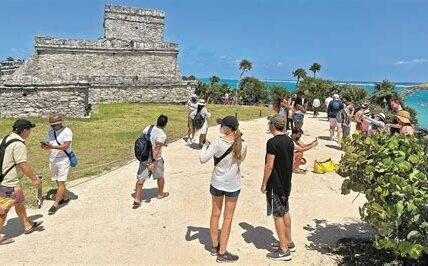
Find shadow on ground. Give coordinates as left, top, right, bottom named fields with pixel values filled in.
left=3, top=214, right=44, bottom=238
left=326, top=144, right=342, bottom=151
left=239, top=222, right=276, bottom=252
left=45, top=189, right=78, bottom=201
left=185, top=226, right=211, bottom=253
left=304, top=219, right=372, bottom=255
left=130, top=188, right=158, bottom=203
left=317, top=136, right=333, bottom=141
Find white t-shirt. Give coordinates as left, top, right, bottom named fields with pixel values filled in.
left=200, top=137, right=248, bottom=192
left=325, top=97, right=333, bottom=107
left=190, top=107, right=210, bottom=120
left=142, top=125, right=167, bottom=160
left=46, top=127, right=73, bottom=160
left=313, top=98, right=321, bottom=108
left=187, top=100, right=198, bottom=114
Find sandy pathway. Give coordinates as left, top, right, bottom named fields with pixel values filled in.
left=0, top=115, right=370, bottom=265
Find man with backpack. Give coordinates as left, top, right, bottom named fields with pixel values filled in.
left=133, top=115, right=169, bottom=209
left=0, top=119, right=43, bottom=245
left=327, top=94, right=344, bottom=141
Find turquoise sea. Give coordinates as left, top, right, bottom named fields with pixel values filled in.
left=200, top=78, right=428, bottom=129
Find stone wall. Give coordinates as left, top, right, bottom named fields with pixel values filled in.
left=89, top=81, right=196, bottom=103
left=9, top=51, right=179, bottom=83
left=104, top=5, right=165, bottom=43
left=0, top=84, right=89, bottom=118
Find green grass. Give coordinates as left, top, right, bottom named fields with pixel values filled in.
left=0, top=103, right=273, bottom=205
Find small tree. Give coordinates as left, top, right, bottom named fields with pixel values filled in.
left=236, top=59, right=252, bottom=105
left=292, top=68, right=307, bottom=87
left=309, top=63, right=321, bottom=77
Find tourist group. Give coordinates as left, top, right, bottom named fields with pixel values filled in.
left=0, top=93, right=416, bottom=263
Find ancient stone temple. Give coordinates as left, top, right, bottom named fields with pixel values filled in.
left=0, top=5, right=195, bottom=117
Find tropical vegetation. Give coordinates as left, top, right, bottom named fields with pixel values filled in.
left=338, top=133, right=428, bottom=260
left=292, top=68, right=307, bottom=86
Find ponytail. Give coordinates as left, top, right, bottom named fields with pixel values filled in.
left=232, top=129, right=242, bottom=160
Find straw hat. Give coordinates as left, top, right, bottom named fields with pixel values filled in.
left=49, top=114, right=63, bottom=125
left=375, top=113, right=386, bottom=122
left=198, top=99, right=206, bottom=106
left=396, top=110, right=411, bottom=124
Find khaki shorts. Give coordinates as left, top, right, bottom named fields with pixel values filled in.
left=137, top=158, right=165, bottom=180
left=50, top=157, right=70, bottom=182
left=0, top=186, right=25, bottom=215
left=329, top=118, right=342, bottom=128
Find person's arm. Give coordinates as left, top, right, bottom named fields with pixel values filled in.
left=327, top=102, right=332, bottom=115
left=294, top=141, right=317, bottom=152
left=19, top=163, right=41, bottom=189
left=261, top=154, right=275, bottom=193
left=45, top=141, right=71, bottom=151
left=199, top=140, right=216, bottom=164
left=385, top=123, right=402, bottom=129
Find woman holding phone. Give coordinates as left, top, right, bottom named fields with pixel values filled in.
left=199, top=116, right=247, bottom=263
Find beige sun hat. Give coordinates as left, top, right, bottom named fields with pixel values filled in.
left=198, top=99, right=206, bottom=106
left=49, top=114, right=63, bottom=125
left=396, top=110, right=411, bottom=124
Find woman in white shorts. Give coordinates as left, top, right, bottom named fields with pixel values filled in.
left=41, top=115, right=73, bottom=215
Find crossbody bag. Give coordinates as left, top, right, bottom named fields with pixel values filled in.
left=53, top=130, right=78, bottom=167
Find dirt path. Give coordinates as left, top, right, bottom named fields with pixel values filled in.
left=0, top=115, right=370, bottom=265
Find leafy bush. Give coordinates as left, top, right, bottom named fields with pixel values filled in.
left=269, top=85, right=289, bottom=102
left=239, top=77, right=268, bottom=105
left=337, top=133, right=428, bottom=259
left=340, top=85, right=369, bottom=104
left=295, top=77, right=340, bottom=109
left=371, top=80, right=399, bottom=106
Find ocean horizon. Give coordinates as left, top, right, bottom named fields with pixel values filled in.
left=199, top=78, right=428, bottom=129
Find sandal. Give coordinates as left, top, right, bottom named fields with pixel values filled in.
left=132, top=201, right=141, bottom=209
left=293, top=169, right=307, bottom=174
left=24, top=221, right=43, bottom=235
left=157, top=192, right=169, bottom=199
left=0, top=237, right=14, bottom=245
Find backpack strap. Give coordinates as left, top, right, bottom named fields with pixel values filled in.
left=145, top=125, right=155, bottom=161
left=53, top=130, right=71, bottom=159
left=214, top=145, right=233, bottom=166
left=0, top=136, right=25, bottom=184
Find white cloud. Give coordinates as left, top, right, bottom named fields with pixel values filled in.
left=394, top=58, right=428, bottom=65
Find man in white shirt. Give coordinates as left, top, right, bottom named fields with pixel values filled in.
left=133, top=115, right=169, bottom=209
left=325, top=96, right=333, bottom=117
left=312, top=98, right=321, bottom=118
left=41, top=115, right=73, bottom=215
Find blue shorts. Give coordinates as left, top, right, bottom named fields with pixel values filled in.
left=293, top=113, right=304, bottom=122
left=210, top=185, right=240, bottom=198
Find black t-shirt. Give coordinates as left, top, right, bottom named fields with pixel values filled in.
left=266, top=134, right=294, bottom=196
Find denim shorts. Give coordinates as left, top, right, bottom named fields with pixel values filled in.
left=210, top=185, right=240, bottom=198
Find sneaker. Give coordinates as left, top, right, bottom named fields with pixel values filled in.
left=210, top=245, right=219, bottom=256
left=216, top=251, right=239, bottom=263
left=59, top=198, right=70, bottom=205
left=186, top=139, right=192, bottom=145
left=271, top=241, right=296, bottom=252
left=48, top=205, right=58, bottom=215
left=266, top=248, right=292, bottom=261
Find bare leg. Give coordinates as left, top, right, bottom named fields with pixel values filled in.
left=283, top=212, right=293, bottom=245
left=274, top=217, right=288, bottom=252
left=0, top=214, right=7, bottom=236
left=199, top=134, right=207, bottom=146
left=187, top=127, right=191, bottom=139
left=191, top=128, right=196, bottom=140
left=210, top=196, right=224, bottom=248
left=219, top=196, right=238, bottom=254
left=157, top=178, right=167, bottom=197
left=14, top=203, right=32, bottom=231
left=53, top=181, right=66, bottom=208
left=293, top=151, right=304, bottom=171
left=134, top=179, right=145, bottom=203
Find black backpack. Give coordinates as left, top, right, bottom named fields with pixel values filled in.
left=134, top=126, right=155, bottom=162
left=0, top=135, right=24, bottom=184
left=194, top=112, right=205, bottom=130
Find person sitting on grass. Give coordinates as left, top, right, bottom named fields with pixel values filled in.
left=290, top=129, right=318, bottom=174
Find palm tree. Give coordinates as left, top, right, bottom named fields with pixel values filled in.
left=292, top=68, right=307, bottom=86
left=209, top=75, right=220, bottom=85
left=236, top=59, right=252, bottom=105
left=309, top=63, right=321, bottom=77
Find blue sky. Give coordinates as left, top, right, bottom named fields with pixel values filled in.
left=1, top=0, right=427, bottom=82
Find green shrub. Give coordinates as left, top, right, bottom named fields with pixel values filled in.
left=269, top=85, right=289, bottom=102
left=337, top=133, right=428, bottom=260
left=340, top=85, right=369, bottom=104
left=295, top=77, right=340, bottom=109
left=239, top=76, right=269, bottom=105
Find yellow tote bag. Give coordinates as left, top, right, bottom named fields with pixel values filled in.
left=313, top=158, right=336, bottom=174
